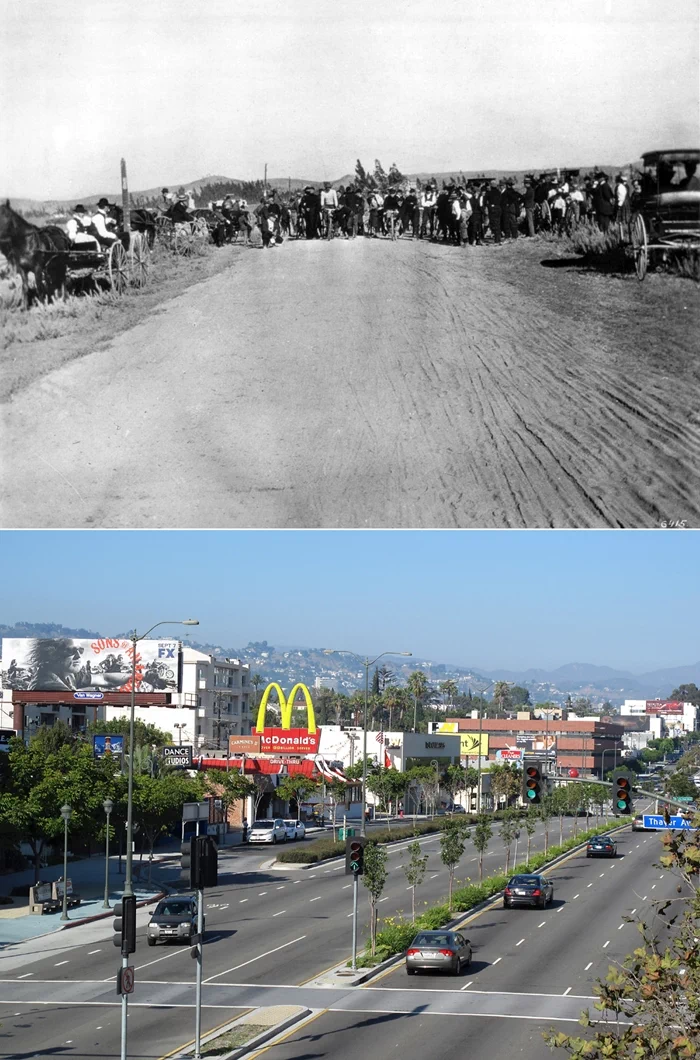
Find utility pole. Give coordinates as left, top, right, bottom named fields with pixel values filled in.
left=264, top=163, right=268, bottom=191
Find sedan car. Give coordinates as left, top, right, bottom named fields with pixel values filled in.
left=586, top=836, right=617, bottom=858
left=503, top=873, right=554, bottom=909
left=248, top=819, right=287, bottom=844
left=632, top=815, right=648, bottom=832
left=283, top=819, right=306, bottom=841
left=147, top=895, right=203, bottom=946
left=405, top=930, right=472, bottom=976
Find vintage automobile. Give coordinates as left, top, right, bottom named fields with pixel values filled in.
left=630, top=148, right=700, bottom=280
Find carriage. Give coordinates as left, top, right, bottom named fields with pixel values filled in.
left=629, top=148, right=700, bottom=280
left=154, top=213, right=211, bottom=255
left=49, top=229, right=151, bottom=296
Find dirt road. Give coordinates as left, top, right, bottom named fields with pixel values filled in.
left=1, top=237, right=698, bottom=527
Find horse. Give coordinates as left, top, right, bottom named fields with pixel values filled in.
left=0, top=201, right=69, bottom=308
left=106, top=203, right=158, bottom=247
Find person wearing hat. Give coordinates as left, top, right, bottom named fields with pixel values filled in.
left=523, top=178, right=536, bottom=236
left=91, top=198, right=118, bottom=246
left=592, top=172, right=614, bottom=231
left=420, top=182, right=437, bottom=239
left=299, top=185, right=321, bottom=239
left=66, top=204, right=99, bottom=249
left=501, top=180, right=521, bottom=240
left=614, top=174, right=630, bottom=228
left=485, top=179, right=503, bottom=244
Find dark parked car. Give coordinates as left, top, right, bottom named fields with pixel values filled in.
left=405, top=930, right=472, bottom=976
left=147, top=895, right=203, bottom=946
left=586, top=836, right=617, bottom=858
left=503, top=873, right=554, bottom=909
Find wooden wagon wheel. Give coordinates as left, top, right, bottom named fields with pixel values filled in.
left=129, top=232, right=150, bottom=287
left=174, top=224, right=195, bottom=256
left=630, top=213, right=648, bottom=281
left=193, top=217, right=210, bottom=246
left=155, top=215, right=174, bottom=250
left=108, top=241, right=129, bottom=293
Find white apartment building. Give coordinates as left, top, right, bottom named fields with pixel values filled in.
left=100, top=649, right=252, bottom=751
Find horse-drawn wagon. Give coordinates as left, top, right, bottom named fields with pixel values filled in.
left=55, top=229, right=151, bottom=295
left=629, top=148, right=700, bottom=280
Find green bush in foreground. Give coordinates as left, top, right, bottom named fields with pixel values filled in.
left=360, top=822, right=623, bottom=966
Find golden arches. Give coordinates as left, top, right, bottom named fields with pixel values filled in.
left=255, top=682, right=317, bottom=734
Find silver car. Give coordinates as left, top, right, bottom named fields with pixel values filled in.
left=283, top=819, right=306, bottom=841
left=248, top=818, right=287, bottom=844
left=406, top=930, right=472, bottom=976
left=147, top=895, right=203, bottom=946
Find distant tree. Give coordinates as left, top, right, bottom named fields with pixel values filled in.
left=388, top=162, right=405, bottom=186
left=362, top=841, right=388, bottom=955
left=377, top=664, right=395, bottom=691
left=439, top=679, right=459, bottom=706
left=87, top=717, right=173, bottom=752
left=509, top=686, right=531, bottom=707
left=373, top=160, right=389, bottom=192
left=473, top=814, right=492, bottom=881
left=670, top=683, right=700, bottom=707
left=666, top=773, right=698, bottom=800
left=488, top=763, right=522, bottom=810
left=29, top=720, right=77, bottom=755
left=492, top=682, right=513, bottom=713
left=440, top=819, right=471, bottom=910
left=276, top=776, right=319, bottom=821
left=372, top=667, right=380, bottom=696
left=206, top=770, right=255, bottom=823
left=523, top=806, right=538, bottom=863
left=403, top=840, right=429, bottom=921
left=538, top=795, right=554, bottom=855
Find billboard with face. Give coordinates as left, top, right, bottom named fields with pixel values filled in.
left=1, top=638, right=180, bottom=694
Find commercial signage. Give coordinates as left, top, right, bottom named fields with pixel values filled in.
left=162, top=744, right=193, bottom=768
left=642, top=814, right=696, bottom=830
left=424, top=740, right=445, bottom=749
left=645, top=700, right=684, bottom=714
left=73, top=691, right=104, bottom=700
left=0, top=729, right=15, bottom=751
left=228, top=735, right=262, bottom=754
left=496, top=748, right=524, bottom=762
left=182, top=801, right=209, bottom=822
left=253, top=683, right=321, bottom=754
left=93, top=734, right=125, bottom=759
left=515, top=734, right=555, bottom=753
left=433, top=725, right=488, bottom=758
left=1, top=638, right=180, bottom=694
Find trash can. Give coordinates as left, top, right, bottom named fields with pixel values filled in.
left=339, top=827, right=355, bottom=840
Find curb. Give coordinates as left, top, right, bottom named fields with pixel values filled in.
left=172, top=1006, right=313, bottom=1060
left=61, top=890, right=166, bottom=930
left=348, top=820, right=630, bottom=985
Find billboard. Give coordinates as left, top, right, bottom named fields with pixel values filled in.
left=457, top=733, right=489, bottom=757
left=1, top=638, right=180, bottom=694
left=93, top=734, right=125, bottom=759
left=228, top=735, right=262, bottom=754
left=496, top=748, right=524, bottom=762
left=162, top=745, right=193, bottom=769
left=645, top=700, right=684, bottom=714
left=253, top=683, right=321, bottom=754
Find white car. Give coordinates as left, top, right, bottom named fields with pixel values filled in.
left=283, top=819, right=306, bottom=841
left=248, top=819, right=287, bottom=844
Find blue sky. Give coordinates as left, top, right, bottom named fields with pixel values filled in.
left=2, top=0, right=697, bottom=199
left=1, top=531, right=698, bottom=673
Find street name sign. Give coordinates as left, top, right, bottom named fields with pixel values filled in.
left=643, top=814, right=696, bottom=830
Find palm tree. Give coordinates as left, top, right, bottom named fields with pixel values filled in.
left=439, top=679, right=458, bottom=708
left=492, top=681, right=513, bottom=715
left=407, top=671, right=429, bottom=732
left=251, top=673, right=263, bottom=709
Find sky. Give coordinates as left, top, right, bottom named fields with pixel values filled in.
left=1, top=531, right=698, bottom=674
left=1, top=0, right=697, bottom=200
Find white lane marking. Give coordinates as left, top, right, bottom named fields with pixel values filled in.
left=203, top=935, right=307, bottom=982
left=325, top=871, right=331, bottom=874
left=239, top=899, right=248, bottom=903
left=642, top=895, right=647, bottom=901
left=587, top=883, right=593, bottom=888
left=308, top=875, right=316, bottom=879
left=96, top=1026, right=102, bottom=1030
left=659, top=874, right=665, bottom=879
left=276, top=886, right=285, bottom=890
left=309, top=896, right=321, bottom=902
left=128, top=946, right=189, bottom=975
left=342, top=885, right=351, bottom=890
left=538, top=921, right=546, bottom=928
left=563, top=987, right=572, bottom=996
left=406, top=886, right=413, bottom=890
left=651, top=884, right=656, bottom=889
left=585, top=962, right=593, bottom=971
left=572, top=894, right=579, bottom=900
left=636, top=844, right=640, bottom=848
left=88, top=949, right=102, bottom=955
left=294, top=880, right=302, bottom=884
left=630, top=909, right=637, bottom=916
left=516, top=939, right=525, bottom=946
left=430, top=874, right=440, bottom=879
left=55, top=961, right=69, bottom=966
left=599, top=873, right=605, bottom=877
left=460, top=981, right=473, bottom=990
left=65, top=1041, right=72, bottom=1045
left=603, top=941, right=610, bottom=948
left=258, top=891, right=267, bottom=895
left=379, top=897, right=389, bottom=903
left=492, top=957, right=502, bottom=965
left=272, top=910, right=286, bottom=917
left=17, top=973, right=33, bottom=979
left=347, top=912, right=355, bottom=917
left=618, top=924, right=625, bottom=930
left=332, top=864, right=344, bottom=870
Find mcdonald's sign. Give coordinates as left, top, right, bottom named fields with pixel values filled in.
left=253, top=683, right=321, bottom=753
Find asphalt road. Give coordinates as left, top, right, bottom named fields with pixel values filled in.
left=2, top=238, right=698, bottom=529
left=0, top=813, right=673, bottom=1060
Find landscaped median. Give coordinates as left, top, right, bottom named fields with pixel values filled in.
left=274, top=812, right=519, bottom=864
left=173, top=1006, right=312, bottom=1059
left=352, top=820, right=629, bottom=970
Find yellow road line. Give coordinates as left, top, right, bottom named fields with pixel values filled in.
left=245, top=1008, right=328, bottom=1060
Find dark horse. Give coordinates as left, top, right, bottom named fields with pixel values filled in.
left=0, top=201, right=70, bottom=308
left=107, top=203, right=157, bottom=247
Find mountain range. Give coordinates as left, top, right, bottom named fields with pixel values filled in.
left=0, top=622, right=695, bottom=705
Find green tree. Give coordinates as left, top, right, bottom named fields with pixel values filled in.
left=523, top=806, right=538, bottom=864
left=87, top=716, right=173, bottom=752
left=403, top=840, right=429, bottom=921
left=473, top=814, right=493, bottom=881
left=407, top=671, right=430, bottom=731
left=29, top=720, right=78, bottom=754
left=440, top=818, right=471, bottom=910
left=669, top=683, right=700, bottom=707
left=509, top=686, right=532, bottom=706
left=251, top=673, right=263, bottom=708
left=492, top=681, right=513, bottom=714
left=538, top=795, right=554, bottom=856
left=132, top=772, right=203, bottom=881
left=488, top=763, right=522, bottom=811
left=550, top=785, right=569, bottom=846
left=588, top=783, right=609, bottom=827
left=499, top=809, right=519, bottom=874
left=666, top=772, right=699, bottom=801
left=564, top=783, right=583, bottom=837
left=275, top=776, right=320, bottom=821
left=442, top=764, right=466, bottom=807
left=362, top=840, right=388, bottom=955
left=439, top=680, right=458, bottom=707
left=206, top=770, right=256, bottom=824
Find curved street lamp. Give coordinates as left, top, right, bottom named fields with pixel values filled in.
left=124, top=619, right=199, bottom=898
left=60, top=804, right=72, bottom=921
left=103, top=798, right=114, bottom=909
left=324, top=649, right=412, bottom=836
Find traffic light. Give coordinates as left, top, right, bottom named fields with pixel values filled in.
left=612, top=770, right=633, bottom=815
left=194, top=836, right=218, bottom=889
left=112, top=895, right=136, bottom=956
left=181, top=837, right=196, bottom=887
left=345, top=835, right=366, bottom=876
left=522, top=761, right=545, bottom=804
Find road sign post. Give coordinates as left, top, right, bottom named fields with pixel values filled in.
left=642, top=814, right=696, bottom=830
left=194, top=886, right=204, bottom=1059
left=351, top=872, right=359, bottom=971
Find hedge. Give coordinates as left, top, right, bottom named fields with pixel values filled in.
left=275, top=811, right=521, bottom=864
left=353, top=821, right=624, bottom=966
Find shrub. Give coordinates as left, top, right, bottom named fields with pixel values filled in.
left=415, top=904, right=451, bottom=930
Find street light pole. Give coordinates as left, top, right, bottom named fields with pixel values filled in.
left=474, top=681, right=496, bottom=814
left=124, top=619, right=199, bottom=898
left=103, top=798, right=113, bottom=909
left=324, top=649, right=411, bottom=837
left=60, top=804, right=71, bottom=920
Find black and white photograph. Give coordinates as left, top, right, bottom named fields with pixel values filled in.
left=1, top=637, right=180, bottom=693
left=1, top=0, right=698, bottom=528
